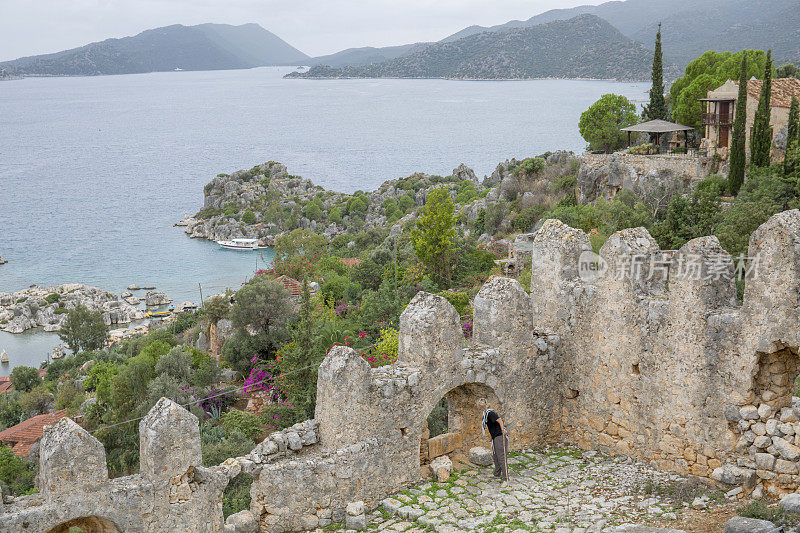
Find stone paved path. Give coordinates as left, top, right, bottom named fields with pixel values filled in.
left=327, top=445, right=725, bottom=532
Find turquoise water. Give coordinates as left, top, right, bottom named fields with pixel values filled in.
left=0, top=66, right=647, bottom=373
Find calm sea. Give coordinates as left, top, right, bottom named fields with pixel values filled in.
left=0, top=66, right=647, bottom=373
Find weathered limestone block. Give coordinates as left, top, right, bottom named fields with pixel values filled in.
left=711, top=464, right=756, bottom=487
left=469, top=446, right=493, bottom=466
left=426, top=432, right=461, bottom=459
left=598, top=227, right=664, bottom=296
left=345, top=500, right=366, bottom=530
left=742, top=209, right=800, bottom=352
left=530, top=219, right=592, bottom=333
left=429, top=455, right=453, bottom=482
left=724, top=516, right=776, bottom=533
left=669, top=236, right=736, bottom=312
left=315, top=346, right=374, bottom=449
left=397, top=292, right=461, bottom=368
left=225, top=510, right=258, bottom=532
left=780, top=493, right=800, bottom=512
left=473, top=277, right=533, bottom=348
left=139, top=398, right=202, bottom=481
left=39, top=417, right=108, bottom=498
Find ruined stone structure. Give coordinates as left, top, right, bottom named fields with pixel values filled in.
left=3, top=210, right=800, bottom=532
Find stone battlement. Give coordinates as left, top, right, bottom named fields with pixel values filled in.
left=3, top=209, right=800, bottom=532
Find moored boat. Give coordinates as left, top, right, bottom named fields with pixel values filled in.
left=0, top=350, right=8, bottom=364
left=217, top=238, right=260, bottom=250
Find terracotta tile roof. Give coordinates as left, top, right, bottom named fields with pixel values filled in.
left=0, top=410, right=69, bottom=456
left=339, top=258, right=363, bottom=268
left=741, top=78, right=800, bottom=108
left=272, top=275, right=303, bottom=296
left=0, top=377, right=13, bottom=394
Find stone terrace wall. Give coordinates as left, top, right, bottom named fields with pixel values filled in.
left=4, top=209, right=800, bottom=531
left=577, top=152, right=717, bottom=203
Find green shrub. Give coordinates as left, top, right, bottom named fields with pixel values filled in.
left=260, top=404, right=307, bottom=431
left=427, top=398, right=448, bottom=437
left=552, top=174, right=577, bottom=193
left=303, top=200, right=324, bottom=222
left=437, top=290, right=471, bottom=317
left=738, top=500, right=800, bottom=527
left=513, top=206, right=545, bottom=232
left=221, top=409, right=263, bottom=441
left=0, top=445, right=36, bottom=495
left=241, top=209, right=257, bottom=225
left=44, top=293, right=60, bottom=304
left=398, top=194, right=415, bottom=214
left=329, top=206, right=343, bottom=224
left=516, top=157, right=546, bottom=176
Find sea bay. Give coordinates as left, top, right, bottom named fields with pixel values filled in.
left=0, top=66, right=647, bottom=373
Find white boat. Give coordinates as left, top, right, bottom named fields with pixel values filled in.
left=217, top=238, right=260, bottom=250
left=0, top=350, right=8, bottom=364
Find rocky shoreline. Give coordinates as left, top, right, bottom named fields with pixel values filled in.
left=0, top=283, right=171, bottom=334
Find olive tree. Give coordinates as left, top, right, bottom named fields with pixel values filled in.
left=59, top=304, right=108, bottom=353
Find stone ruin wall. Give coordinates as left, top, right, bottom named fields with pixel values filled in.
left=2, top=209, right=800, bottom=532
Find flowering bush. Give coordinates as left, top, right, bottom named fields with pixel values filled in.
left=479, top=239, right=508, bottom=259
left=186, top=385, right=238, bottom=415
left=243, top=357, right=281, bottom=401
left=261, top=255, right=317, bottom=281
left=334, top=299, right=357, bottom=318
left=461, top=316, right=473, bottom=338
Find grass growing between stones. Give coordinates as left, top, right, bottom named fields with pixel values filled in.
left=738, top=500, right=800, bottom=528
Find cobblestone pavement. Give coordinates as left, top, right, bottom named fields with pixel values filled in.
left=327, top=445, right=725, bottom=532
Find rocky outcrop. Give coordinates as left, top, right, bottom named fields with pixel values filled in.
left=0, top=283, right=146, bottom=334
left=145, top=290, right=171, bottom=306
left=577, top=152, right=716, bottom=203
left=182, top=162, right=497, bottom=244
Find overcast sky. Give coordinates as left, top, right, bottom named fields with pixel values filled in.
left=0, top=0, right=606, bottom=62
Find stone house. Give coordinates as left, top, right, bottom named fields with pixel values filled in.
left=701, top=78, right=800, bottom=158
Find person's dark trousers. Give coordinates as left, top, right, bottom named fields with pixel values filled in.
left=491, top=434, right=509, bottom=481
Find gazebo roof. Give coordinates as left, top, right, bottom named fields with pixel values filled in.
left=620, top=119, right=694, bottom=133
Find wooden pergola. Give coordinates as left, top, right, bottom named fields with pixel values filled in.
left=621, top=119, right=695, bottom=150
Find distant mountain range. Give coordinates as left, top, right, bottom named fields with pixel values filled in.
left=289, top=15, right=664, bottom=82
left=298, top=0, right=800, bottom=79
left=3, top=0, right=798, bottom=81
left=0, top=23, right=308, bottom=77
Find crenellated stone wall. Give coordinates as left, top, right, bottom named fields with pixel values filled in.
left=4, top=209, right=800, bottom=532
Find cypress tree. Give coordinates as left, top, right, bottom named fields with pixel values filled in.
left=643, top=23, right=668, bottom=121
left=728, top=52, right=748, bottom=195
left=784, top=96, right=799, bottom=177
left=751, top=49, right=773, bottom=168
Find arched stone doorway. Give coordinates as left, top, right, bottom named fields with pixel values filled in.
left=420, top=382, right=501, bottom=468
left=46, top=516, right=121, bottom=533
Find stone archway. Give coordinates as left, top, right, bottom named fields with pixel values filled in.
left=46, top=516, right=122, bottom=533
left=419, top=381, right=501, bottom=468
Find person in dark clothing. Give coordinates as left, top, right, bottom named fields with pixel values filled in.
left=482, top=408, right=508, bottom=482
